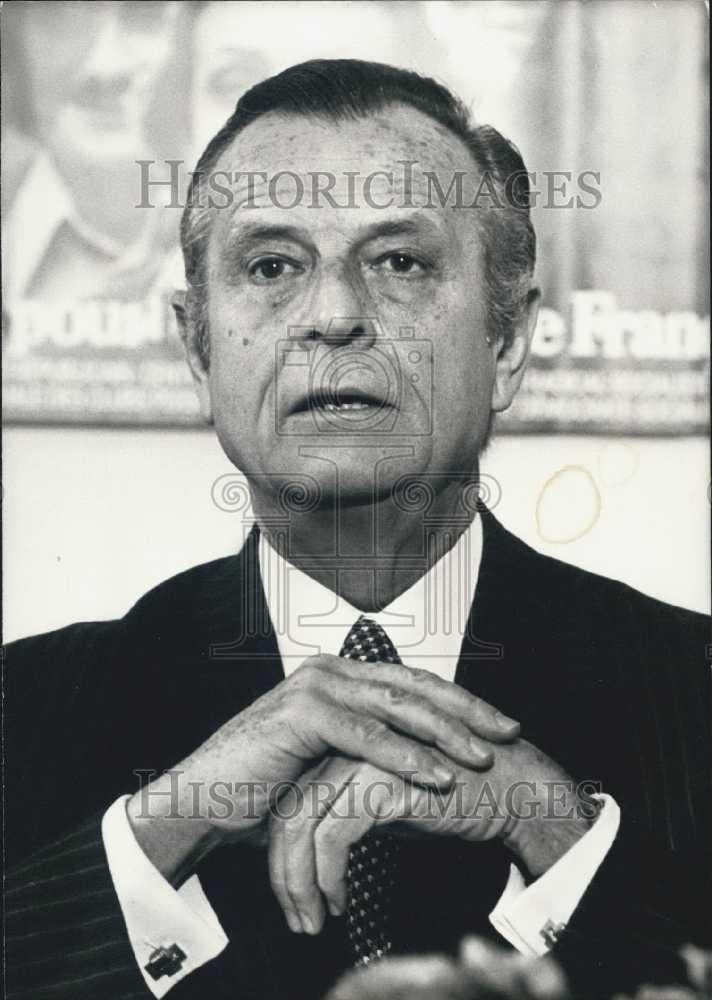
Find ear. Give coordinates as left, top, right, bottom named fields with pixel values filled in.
left=172, top=289, right=213, bottom=423
left=491, top=286, right=540, bottom=413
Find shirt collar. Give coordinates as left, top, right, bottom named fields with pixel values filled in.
left=5, top=154, right=73, bottom=300
left=4, top=153, right=156, bottom=300
left=258, top=514, right=483, bottom=682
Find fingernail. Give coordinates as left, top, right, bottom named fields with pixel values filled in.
left=287, top=912, right=302, bottom=933
left=328, top=900, right=343, bottom=917
left=495, top=710, right=519, bottom=732
left=433, top=764, right=455, bottom=784
left=301, top=914, right=316, bottom=935
left=470, top=739, right=493, bottom=763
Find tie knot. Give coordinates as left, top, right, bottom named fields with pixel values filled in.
left=339, top=615, right=402, bottom=665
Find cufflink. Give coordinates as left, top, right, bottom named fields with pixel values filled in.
left=145, top=943, right=187, bottom=980
left=577, top=791, right=604, bottom=825
left=540, top=919, right=567, bottom=948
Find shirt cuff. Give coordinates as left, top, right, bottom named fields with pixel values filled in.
left=489, top=794, right=621, bottom=956
left=101, top=795, right=228, bottom=998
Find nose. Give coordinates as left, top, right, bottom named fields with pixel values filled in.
left=80, top=12, right=137, bottom=87
left=306, top=268, right=378, bottom=347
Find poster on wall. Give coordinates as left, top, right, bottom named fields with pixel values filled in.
left=2, top=1, right=709, bottom=434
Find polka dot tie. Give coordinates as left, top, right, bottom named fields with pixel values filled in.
left=339, top=615, right=402, bottom=966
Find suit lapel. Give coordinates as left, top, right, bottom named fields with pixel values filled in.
left=188, top=525, right=285, bottom=710
left=455, top=508, right=552, bottom=715
left=455, top=508, right=602, bottom=783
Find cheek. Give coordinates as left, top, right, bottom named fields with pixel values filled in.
left=209, top=325, right=262, bottom=414
left=209, top=297, right=263, bottom=367
left=208, top=297, right=287, bottom=431
left=430, top=309, right=494, bottom=428
left=431, top=301, right=491, bottom=380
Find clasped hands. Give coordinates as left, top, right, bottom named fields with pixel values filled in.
left=128, top=654, right=592, bottom=936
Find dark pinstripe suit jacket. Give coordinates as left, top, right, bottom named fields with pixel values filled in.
left=5, top=511, right=711, bottom=1000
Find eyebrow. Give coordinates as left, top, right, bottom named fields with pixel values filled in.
left=356, top=218, right=440, bottom=241
left=221, top=214, right=445, bottom=256
left=350, top=216, right=447, bottom=257
left=222, top=223, right=311, bottom=254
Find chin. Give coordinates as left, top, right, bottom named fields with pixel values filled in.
left=276, top=444, right=408, bottom=507
left=239, top=433, right=438, bottom=515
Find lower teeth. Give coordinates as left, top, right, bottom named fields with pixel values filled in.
left=324, top=402, right=370, bottom=411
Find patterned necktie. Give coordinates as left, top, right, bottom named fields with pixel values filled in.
left=339, top=615, right=402, bottom=966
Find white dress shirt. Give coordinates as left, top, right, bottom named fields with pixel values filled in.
left=102, top=515, right=619, bottom=995
left=3, top=152, right=182, bottom=304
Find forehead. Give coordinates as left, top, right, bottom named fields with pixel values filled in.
left=208, top=105, right=484, bottom=240
left=220, top=104, right=474, bottom=174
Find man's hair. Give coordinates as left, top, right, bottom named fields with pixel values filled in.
left=180, top=58, right=536, bottom=367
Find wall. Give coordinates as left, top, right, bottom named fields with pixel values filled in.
left=4, top=426, right=708, bottom=643
left=3, top=1, right=708, bottom=642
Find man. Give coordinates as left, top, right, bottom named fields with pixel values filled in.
left=1, top=0, right=185, bottom=302
left=5, top=60, right=710, bottom=1000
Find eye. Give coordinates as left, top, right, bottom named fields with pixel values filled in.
left=248, top=256, right=301, bottom=283
left=373, top=252, right=428, bottom=277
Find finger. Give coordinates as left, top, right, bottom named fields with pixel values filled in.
left=332, top=657, right=520, bottom=743
left=317, top=705, right=458, bottom=788
left=268, top=809, right=303, bottom=935
left=279, top=768, right=351, bottom=933
left=281, top=815, right=325, bottom=934
left=314, top=771, right=396, bottom=913
left=315, top=806, right=373, bottom=915
left=322, top=671, right=493, bottom=770
left=350, top=675, right=495, bottom=769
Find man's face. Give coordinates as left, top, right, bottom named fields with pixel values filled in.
left=192, top=106, right=527, bottom=506
left=20, top=1, right=179, bottom=165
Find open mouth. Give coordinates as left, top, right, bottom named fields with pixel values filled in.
left=290, top=390, right=393, bottom=415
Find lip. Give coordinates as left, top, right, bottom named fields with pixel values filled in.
left=288, top=387, right=395, bottom=416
